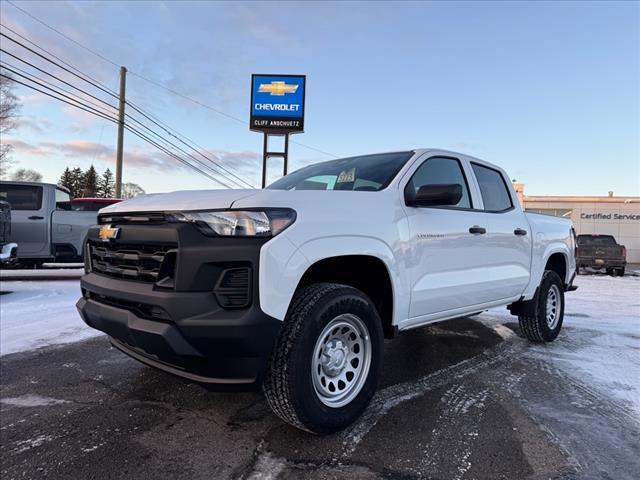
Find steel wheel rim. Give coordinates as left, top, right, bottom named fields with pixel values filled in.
left=546, top=284, right=561, bottom=329
left=311, top=313, right=372, bottom=408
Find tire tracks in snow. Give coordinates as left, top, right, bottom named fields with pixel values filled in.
left=340, top=326, right=521, bottom=458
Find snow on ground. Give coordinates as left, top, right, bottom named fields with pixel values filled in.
left=0, top=280, right=101, bottom=356
left=490, top=273, right=640, bottom=416
left=0, top=271, right=638, bottom=418
left=0, top=268, right=84, bottom=280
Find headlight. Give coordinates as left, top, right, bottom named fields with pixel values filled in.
left=170, top=209, right=296, bottom=237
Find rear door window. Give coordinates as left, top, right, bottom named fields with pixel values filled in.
left=471, top=163, right=513, bottom=212
left=0, top=184, right=43, bottom=210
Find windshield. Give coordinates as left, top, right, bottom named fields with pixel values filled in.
left=267, top=151, right=413, bottom=192
left=577, top=235, right=617, bottom=246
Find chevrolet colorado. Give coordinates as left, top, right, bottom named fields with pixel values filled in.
left=77, top=149, right=577, bottom=434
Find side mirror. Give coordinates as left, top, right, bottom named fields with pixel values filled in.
left=406, top=183, right=463, bottom=207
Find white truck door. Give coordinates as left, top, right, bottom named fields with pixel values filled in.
left=401, top=155, right=493, bottom=318
left=0, top=183, right=49, bottom=257
left=469, top=162, right=531, bottom=300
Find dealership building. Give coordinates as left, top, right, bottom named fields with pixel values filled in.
left=512, top=183, right=640, bottom=263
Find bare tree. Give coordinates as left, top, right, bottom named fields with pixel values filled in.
left=11, top=168, right=43, bottom=182
left=0, top=72, right=21, bottom=178
left=122, top=182, right=145, bottom=199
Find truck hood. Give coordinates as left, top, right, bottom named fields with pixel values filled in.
left=98, top=188, right=391, bottom=215
left=98, top=189, right=259, bottom=214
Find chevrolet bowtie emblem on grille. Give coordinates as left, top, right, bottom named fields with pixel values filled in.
left=98, top=224, right=120, bottom=242
left=258, top=81, right=299, bottom=96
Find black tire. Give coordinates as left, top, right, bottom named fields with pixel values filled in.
left=606, top=267, right=614, bottom=276
left=263, top=283, right=383, bottom=434
left=519, top=270, right=565, bottom=343
left=617, top=267, right=625, bottom=277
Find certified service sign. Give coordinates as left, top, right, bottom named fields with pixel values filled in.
left=250, top=74, right=305, bottom=133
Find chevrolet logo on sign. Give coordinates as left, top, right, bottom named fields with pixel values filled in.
left=98, top=224, right=120, bottom=242
left=258, top=81, right=299, bottom=96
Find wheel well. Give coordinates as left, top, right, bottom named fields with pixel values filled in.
left=545, top=253, right=567, bottom=283
left=297, top=255, right=395, bottom=338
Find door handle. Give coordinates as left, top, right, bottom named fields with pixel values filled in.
left=514, top=228, right=527, bottom=236
left=469, top=225, right=486, bottom=235
left=28, top=216, right=44, bottom=220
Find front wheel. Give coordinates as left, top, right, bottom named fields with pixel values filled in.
left=263, top=283, right=383, bottom=434
left=519, top=270, right=565, bottom=342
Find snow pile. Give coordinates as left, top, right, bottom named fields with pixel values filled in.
left=0, top=280, right=101, bottom=356
left=0, top=268, right=84, bottom=280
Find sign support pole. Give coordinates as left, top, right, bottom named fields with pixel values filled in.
left=261, top=133, right=290, bottom=188
left=261, top=133, right=268, bottom=189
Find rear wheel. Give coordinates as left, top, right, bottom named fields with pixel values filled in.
left=616, top=267, right=625, bottom=277
left=263, top=283, right=383, bottom=434
left=519, top=270, right=565, bottom=342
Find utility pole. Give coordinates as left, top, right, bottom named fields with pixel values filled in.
left=115, top=66, right=127, bottom=198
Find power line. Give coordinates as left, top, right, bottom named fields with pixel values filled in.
left=3, top=3, right=339, bottom=159
left=124, top=123, right=234, bottom=188
left=125, top=101, right=255, bottom=188
left=0, top=63, right=117, bottom=120
left=0, top=69, right=236, bottom=188
left=0, top=33, right=246, bottom=188
left=0, top=22, right=118, bottom=97
left=0, top=72, right=117, bottom=124
left=1, top=23, right=256, bottom=187
left=0, top=31, right=119, bottom=101
left=0, top=52, right=118, bottom=114
left=6, top=0, right=120, bottom=69
left=121, top=113, right=242, bottom=189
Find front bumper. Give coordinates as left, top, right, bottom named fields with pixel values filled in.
left=77, top=221, right=281, bottom=387
left=77, top=274, right=281, bottom=387
left=0, top=243, right=18, bottom=265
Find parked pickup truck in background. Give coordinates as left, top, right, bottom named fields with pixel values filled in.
left=77, top=149, right=577, bottom=434
left=577, top=234, right=626, bottom=276
left=0, top=181, right=97, bottom=266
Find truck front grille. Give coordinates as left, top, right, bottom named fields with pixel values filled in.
left=88, top=241, right=177, bottom=283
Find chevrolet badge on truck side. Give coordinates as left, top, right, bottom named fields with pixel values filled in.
left=77, top=149, right=577, bottom=434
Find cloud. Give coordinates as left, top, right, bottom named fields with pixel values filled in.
left=13, top=115, right=53, bottom=134
left=4, top=137, right=262, bottom=185
left=5, top=137, right=170, bottom=171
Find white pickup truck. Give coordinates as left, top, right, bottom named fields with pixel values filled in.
left=77, top=149, right=577, bottom=434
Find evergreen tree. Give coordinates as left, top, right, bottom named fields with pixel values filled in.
left=82, top=165, right=98, bottom=198
left=58, top=167, right=74, bottom=193
left=70, top=167, right=84, bottom=198
left=97, top=168, right=115, bottom=198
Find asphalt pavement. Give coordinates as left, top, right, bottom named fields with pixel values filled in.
left=2, top=314, right=638, bottom=480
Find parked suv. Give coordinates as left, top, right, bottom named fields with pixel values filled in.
left=77, top=149, right=577, bottom=433
left=576, top=234, right=626, bottom=276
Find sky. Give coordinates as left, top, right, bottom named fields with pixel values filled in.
left=0, top=0, right=638, bottom=196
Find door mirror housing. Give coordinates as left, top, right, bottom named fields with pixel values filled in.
left=406, top=183, right=463, bottom=207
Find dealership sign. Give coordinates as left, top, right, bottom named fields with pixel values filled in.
left=250, top=74, right=305, bottom=133
left=581, top=212, right=640, bottom=221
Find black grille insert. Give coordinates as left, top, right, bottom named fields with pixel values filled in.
left=85, top=290, right=171, bottom=321
left=89, top=241, right=177, bottom=283
left=214, top=267, right=251, bottom=308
